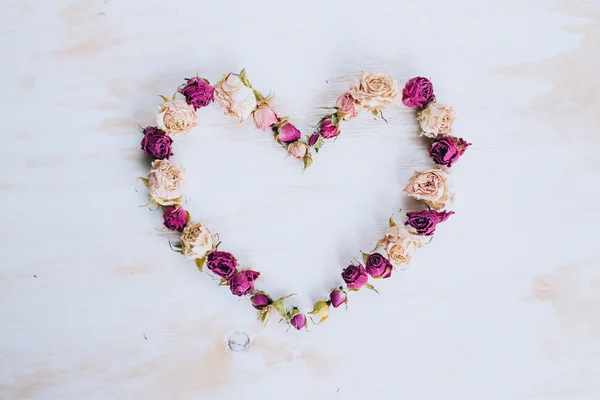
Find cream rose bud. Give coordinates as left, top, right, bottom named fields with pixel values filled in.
left=214, top=73, right=257, bottom=122
left=180, top=221, right=215, bottom=259
left=403, top=169, right=454, bottom=210
left=384, top=226, right=422, bottom=266
left=350, top=71, right=398, bottom=111
left=156, top=100, right=199, bottom=136
left=147, top=159, right=185, bottom=206
left=417, top=102, right=456, bottom=138
left=287, top=141, right=308, bottom=159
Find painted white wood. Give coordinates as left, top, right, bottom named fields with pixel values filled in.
left=1, top=0, right=599, bottom=398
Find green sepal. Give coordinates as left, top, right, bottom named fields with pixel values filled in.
left=218, top=279, right=229, bottom=287
left=365, top=283, right=379, bottom=295
left=371, top=109, right=379, bottom=117
left=302, top=156, right=313, bottom=171
left=257, top=308, right=271, bottom=326
left=331, top=113, right=339, bottom=126
left=253, top=89, right=265, bottom=102
left=314, top=136, right=325, bottom=151
left=201, top=78, right=210, bottom=84
left=137, top=177, right=149, bottom=187
left=239, top=68, right=252, bottom=88
left=194, top=257, right=206, bottom=272
left=389, top=215, right=397, bottom=227
left=171, top=92, right=177, bottom=101
left=360, top=251, right=370, bottom=264
left=159, top=95, right=169, bottom=103
left=271, top=300, right=288, bottom=320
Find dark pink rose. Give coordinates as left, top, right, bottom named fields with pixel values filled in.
left=229, top=270, right=260, bottom=296
left=141, top=126, right=173, bottom=159
left=179, top=77, right=215, bottom=110
left=341, top=264, right=369, bottom=290
left=319, top=118, right=339, bottom=139
left=251, top=292, right=272, bottom=309
left=329, top=288, right=347, bottom=308
left=290, top=310, right=306, bottom=330
left=365, top=253, right=393, bottom=279
left=308, top=133, right=319, bottom=147
left=206, top=251, right=238, bottom=279
left=277, top=122, right=301, bottom=143
left=429, top=136, right=471, bottom=167
left=402, top=77, right=435, bottom=108
left=405, top=210, right=454, bottom=236
left=162, top=206, right=188, bottom=231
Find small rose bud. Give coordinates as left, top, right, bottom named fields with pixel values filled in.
left=251, top=292, right=272, bottom=309
left=329, top=288, right=347, bottom=308
left=277, top=122, right=301, bottom=143
left=336, top=92, right=358, bottom=120
left=287, top=141, right=309, bottom=159
left=289, top=308, right=306, bottom=330
left=308, top=300, right=330, bottom=324
left=319, top=118, right=339, bottom=139
left=308, top=133, right=319, bottom=147
left=162, top=206, right=188, bottom=231
left=253, top=102, right=279, bottom=131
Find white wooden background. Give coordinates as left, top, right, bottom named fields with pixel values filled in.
left=1, top=0, right=599, bottom=399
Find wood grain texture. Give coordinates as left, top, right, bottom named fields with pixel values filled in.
left=1, top=0, right=599, bottom=399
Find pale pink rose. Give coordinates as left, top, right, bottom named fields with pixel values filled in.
left=156, top=100, right=199, bottom=136
left=253, top=102, right=279, bottom=130
left=214, top=73, right=257, bottom=122
left=180, top=221, right=215, bottom=259
left=350, top=71, right=398, bottom=111
left=383, top=226, right=422, bottom=266
left=403, top=169, right=454, bottom=210
left=147, top=159, right=185, bottom=206
left=417, top=102, right=456, bottom=138
left=287, top=141, right=308, bottom=159
left=336, top=92, right=358, bottom=120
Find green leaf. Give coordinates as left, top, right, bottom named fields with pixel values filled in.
left=275, top=293, right=296, bottom=302
left=360, top=251, right=370, bottom=264
left=271, top=300, right=288, bottom=319
left=239, top=68, right=252, bottom=88
left=303, top=156, right=313, bottom=171
left=137, top=177, right=149, bottom=187
left=159, top=95, right=169, bottom=103
left=314, top=137, right=325, bottom=151
left=365, top=283, right=380, bottom=295
left=331, top=113, right=339, bottom=125
left=194, top=257, right=206, bottom=272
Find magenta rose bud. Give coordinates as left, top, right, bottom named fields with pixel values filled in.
left=162, top=206, right=188, bottom=231
left=308, top=133, right=319, bottom=147
left=319, top=118, right=339, bottom=139
left=405, top=210, right=454, bottom=236
left=229, top=270, right=260, bottom=296
left=329, top=288, right=347, bottom=308
left=277, top=122, right=301, bottom=143
left=341, top=264, right=369, bottom=290
left=251, top=292, right=272, bottom=309
left=290, top=310, right=306, bottom=330
left=402, top=77, right=435, bottom=108
left=365, top=253, right=393, bottom=279
left=141, top=126, right=173, bottom=159
left=178, top=77, right=215, bottom=110
left=429, top=136, right=471, bottom=167
left=206, top=251, right=238, bottom=279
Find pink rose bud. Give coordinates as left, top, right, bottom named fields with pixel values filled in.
left=287, top=141, right=308, bottom=159
left=319, top=118, right=339, bottom=139
left=308, top=133, right=319, bottom=147
left=277, top=122, right=302, bottom=143
left=253, top=102, right=279, bottom=131
left=289, top=308, right=306, bottom=330
left=251, top=292, right=272, bottom=309
left=341, top=264, right=369, bottom=290
left=329, top=288, right=347, bottom=308
left=336, top=92, right=358, bottom=120
left=162, top=206, right=188, bottom=231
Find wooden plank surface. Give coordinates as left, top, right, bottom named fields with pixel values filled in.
left=1, top=0, right=599, bottom=398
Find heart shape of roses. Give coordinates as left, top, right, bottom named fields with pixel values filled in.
left=138, top=69, right=470, bottom=330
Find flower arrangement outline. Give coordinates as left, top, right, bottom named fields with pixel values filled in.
left=138, top=70, right=470, bottom=330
